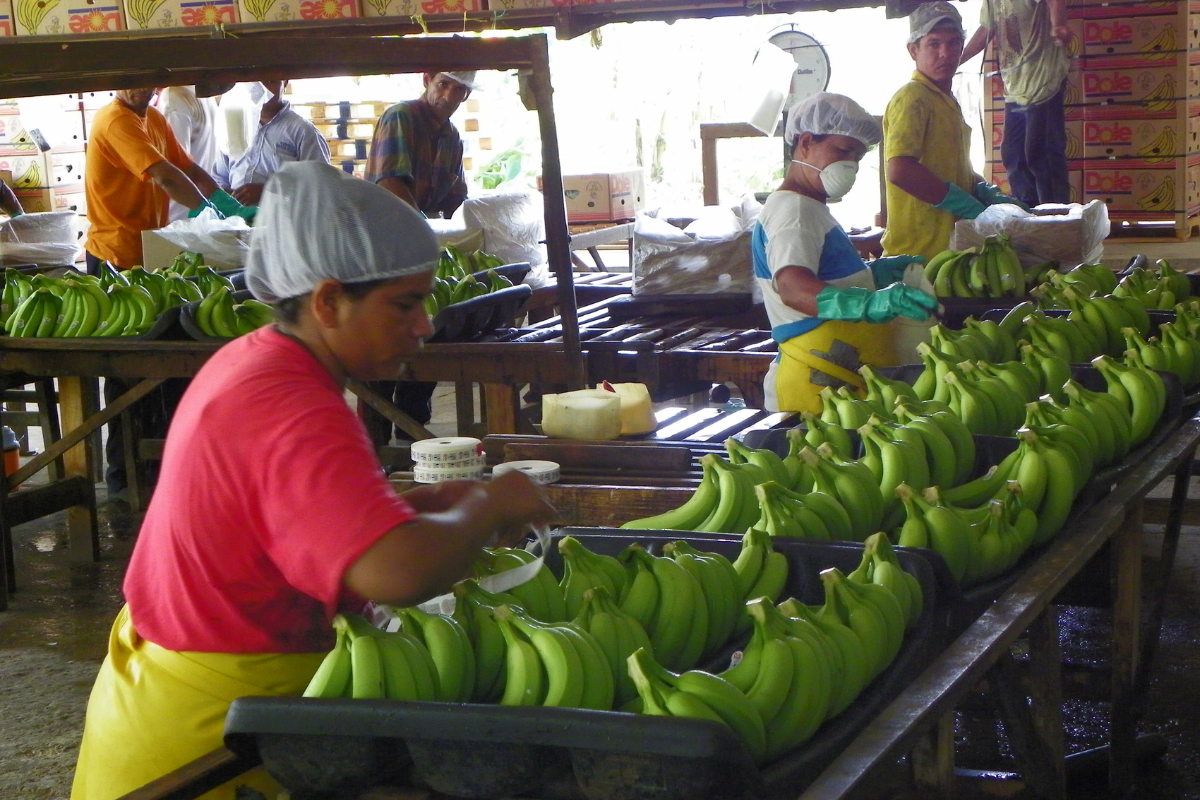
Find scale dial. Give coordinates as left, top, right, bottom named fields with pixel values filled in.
left=767, top=26, right=832, bottom=110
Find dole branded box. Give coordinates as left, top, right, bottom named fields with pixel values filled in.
left=558, top=170, right=645, bottom=223
left=236, top=0, right=356, bottom=24
left=1084, top=167, right=1182, bottom=214
left=48, top=147, right=86, bottom=192
left=1069, top=0, right=1177, bottom=17
left=1083, top=15, right=1182, bottom=59
left=362, top=0, right=480, bottom=15
left=989, top=116, right=1084, bottom=160
left=51, top=187, right=86, bottom=215
left=13, top=188, right=52, bottom=214
left=1082, top=66, right=1182, bottom=117
left=0, top=0, right=13, bottom=35
left=485, top=0, right=568, bottom=7
left=13, top=0, right=124, bottom=35
left=1084, top=118, right=1184, bottom=165
left=1187, top=163, right=1200, bottom=211
left=0, top=109, right=31, bottom=146
left=124, top=0, right=239, bottom=29
left=0, top=151, right=47, bottom=191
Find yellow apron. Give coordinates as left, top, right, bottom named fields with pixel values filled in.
left=71, top=605, right=326, bottom=800
left=775, top=320, right=899, bottom=414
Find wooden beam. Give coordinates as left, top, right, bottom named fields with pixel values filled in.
left=7, top=378, right=164, bottom=490
left=346, top=379, right=435, bottom=442
left=0, top=34, right=541, bottom=97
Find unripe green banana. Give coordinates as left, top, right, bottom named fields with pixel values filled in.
left=303, top=628, right=352, bottom=698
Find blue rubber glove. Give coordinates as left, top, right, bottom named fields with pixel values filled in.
left=869, top=255, right=925, bottom=288
left=974, top=181, right=1030, bottom=211
left=187, top=199, right=224, bottom=219
left=934, top=182, right=987, bottom=220
left=816, top=283, right=937, bottom=324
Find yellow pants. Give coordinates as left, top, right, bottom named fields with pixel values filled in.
left=71, top=605, right=325, bottom=800
left=775, top=320, right=899, bottom=414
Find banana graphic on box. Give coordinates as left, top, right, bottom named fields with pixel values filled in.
left=1065, top=126, right=1082, bottom=159
left=1138, top=125, right=1177, bottom=164
left=126, top=0, right=169, bottom=27
left=243, top=0, right=275, bottom=21
left=1143, top=73, right=1177, bottom=114
left=1141, top=23, right=1176, bottom=61
left=16, top=0, right=58, bottom=33
left=13, top=160, right=41, bottom=190
left=1138, top=174, right=1176, bottom=212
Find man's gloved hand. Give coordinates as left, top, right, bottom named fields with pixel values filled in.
left=187, top=199, right=224, bottom=219
left=208, top=189, right=257, bottom=224
left=816, top=283, right=938, bottom=324
left=869, top=255, right=925, bottom=288
left=974, top=181, right=1030, bottom=211
left=934, top=182, right=987, bottom=220
left=227, top=205, right=258, bottom=224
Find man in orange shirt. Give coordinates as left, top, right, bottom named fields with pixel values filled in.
left=84, top=87, right=252, bottom=501
left=84, top=87, right=251, bottom=272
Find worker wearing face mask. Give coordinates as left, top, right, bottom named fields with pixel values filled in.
left=753, top=92, right=938, bottom=414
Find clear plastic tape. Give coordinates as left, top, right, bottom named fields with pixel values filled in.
left=413, top=523, right=552, bottom=617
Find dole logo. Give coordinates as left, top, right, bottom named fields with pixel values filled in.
left=1085, top=121, right=1133, bottom=144
left=1086, top=172, right=1134, bottom=192
left=1084, top=73, right=1133, bottom=94
left=1085, top=20, right=1132, bottom=43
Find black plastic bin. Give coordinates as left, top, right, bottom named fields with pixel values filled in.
left=224, top=534, right=944, bottom=800
left=428, top=284, right=533, bottom=343
left=179, top=289, right=255, bottom=342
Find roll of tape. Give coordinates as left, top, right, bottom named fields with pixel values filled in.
left=410, top=437, right=483, bottom=466
left=413, top=464, right=486, bottom=483
left=492, top=460, right=561, bottom=485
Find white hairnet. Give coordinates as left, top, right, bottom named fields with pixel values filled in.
left=246, top=161, right=440, bottom=304
left=784, top=92, right=883, bottom=148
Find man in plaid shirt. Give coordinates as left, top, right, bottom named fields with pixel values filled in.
left=366, top=71, right=475, bottom=218
left=364, top=70, right=477, bottom=449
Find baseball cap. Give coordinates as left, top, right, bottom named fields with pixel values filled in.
left=908, top=1, right=965, bottom=44
left=441, top=71, right=481, bottom=91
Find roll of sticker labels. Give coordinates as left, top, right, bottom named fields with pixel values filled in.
left=411, top=437, right=485, bottom=483
left=491, top=460, right=561, bottom=485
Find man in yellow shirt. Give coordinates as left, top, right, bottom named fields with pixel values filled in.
left=84, top=87, right=252, bottom=273
left=882, top=2, right=1024, bottom=263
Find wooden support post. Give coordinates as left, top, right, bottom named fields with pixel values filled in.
left=483, top=384, right=520, bottom=435
left=910, top=708, right=956, bottom=796
left=989, top=610, right=1066, bottom=800
left=1110, top=502, right=1144, bottom=799
left=454, top=382, right=476, bottom=437
left=121, top=408, right=141, bottom=512
left=55, top=377, right=100, bottom=563
left=702, top=136, right=718, bottom=206
left=1137, top=451, right=1193, bottom=708
left=346, top=379, right=435, bottom=442
left=32, top=379, right=63, bottom=480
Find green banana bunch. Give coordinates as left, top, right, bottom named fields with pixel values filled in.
left=302, top=613, right=440, bottom=701
left=972, top=360, right=1042, bottom=404
left=1157, top=322, right=1200, bottom=389
left=929, top=323, right=989, bottom=363
left=475, top=546, right=567, bottom=622
left=912, top=342, right=965, bottom=405
left=397, top=606, right=476, bottom=702
left=573, top=586, right=654, bottom=707
left=619, top=545, right=709, bottom=672
left=955, top=361, right=1026, bottom=434
left=627, top=647, right=768, bottom=764
left=620, top=455, right=720, bottom=531
left=1019, top=341, right=1072, bottom=404
left=777, top=597, right=866, bottom=719
left=559, top=536, right=629, bottom=619
left=797, top=446, right=883, bottom=540
left=0, top=269, right=33, bottom=328
left=452, top=579, right=521, bottom=702
left=895, top=484, right=973, bottom=583
left=492, top=604, right=614, bottom=710
left=1155, top=259, right=1191, bottom=300
left=859, top=365, right=918, bottom=411
left=893, top=399, right=974, bottom=487
left=818, top=385, right=884, bottom=430
left=167, top=250, right=206, bottom=277
left=817, top=567, right=902, bottom=680
left=1015, top=429, right=1078, bottom=547
left=726, top=437, right=790, bottom=486
left=798, top=412, right=854, bottom=463
left=694, top=456, right=762, bottom=534
left=924, top=248, right=977, bottom=297
left=852, top=533, right=924, bottom=629
left=1063, top=380, right=1133, bottom=465
left=662, top=540, right=742, bottom=656
left=859, top=420, right=929, bottom=528
left=755, top=481, right=819, bottom=539
left=1022, top=311, right=1094, bottom=363
left=1093, top=354, right=1165, bottom=445
left=942, top=370, right=1005, bottom=436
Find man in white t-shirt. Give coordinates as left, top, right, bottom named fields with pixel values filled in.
left=161, top=84, right=227, bottom=222
left=753, top=92, right=937, bottom=413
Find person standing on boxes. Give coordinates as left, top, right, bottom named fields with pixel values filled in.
left=960, top=0, right=1072, bottom=207
left=363, top=70, right=477, bottom=449
left=882, top=2, right=1026, bottom=264
left=755, top=92, right=938, bottom=415
left=84, top=87, right=255, bottom=502
left=217, top=80, right=330, bottom=207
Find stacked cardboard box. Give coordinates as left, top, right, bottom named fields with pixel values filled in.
left=984, top=0, right=1200, bottom=238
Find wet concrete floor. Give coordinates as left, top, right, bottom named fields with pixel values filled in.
left=1, top=492, right=1199, bottom=799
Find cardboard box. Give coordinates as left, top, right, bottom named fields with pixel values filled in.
left=52, top=188, right=86, bottom=215
left=13, top=188, right=53, bottom=214
left=0, top=111, right=33, bottom=147
left=14, top=0, right=124, bottom=36
left=1083, top=166, right=1182, bottom=213
left=986, top=165, right=1084, bottom=205
left=1083, top=15, right=1181, bottom=59
left=48, top=148, right=86, bottom=191
left=0, top=0, right=14, bottom=36
left=486, top=0, right=568, bottom=7
left=141, top=228, right=248, bottom=270
left=1187, top=163, right=1200, bottom=211
left=558, top=170, right=645, bottom=223
left=1190, top=114, right=1200, bottom=152
left=1084, top=118, right=1183, bottom=163
left=236, top=0, right=357, bottom=24
left=1082, top=65, right=1182, bottom=107
left=1070, top=0, right=1177, bottom=18
left=0, top=151, right=47, bottom=191
left=81, top=91, right=116, bottom=111
left=362, top=0, right=479, bottom=14
left=123, top=0, right=239, bottom=30
left=330, top=140, right=370, bottom=159
left=989, top=117, right=1084, bottom=159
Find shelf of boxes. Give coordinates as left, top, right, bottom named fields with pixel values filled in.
left=983, top=0, right=1200, bottom=240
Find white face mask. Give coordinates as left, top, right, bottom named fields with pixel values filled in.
left=792, top=159, right=860, bottom=203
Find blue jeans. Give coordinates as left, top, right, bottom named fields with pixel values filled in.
left=1002, top=82, right=1071, bottom=206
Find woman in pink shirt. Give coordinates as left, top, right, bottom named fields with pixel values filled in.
left=72, top=161, right=555, bottom=800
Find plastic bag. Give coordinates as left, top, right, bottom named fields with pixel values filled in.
left=153, top=209, right=252, bottom=268
left=461, top=191, right=548, bottom=287
left=0, top=211, right=80, bottom=266
left=951, top=201, right=1110, bottom=270
left=889, top=262, right=937, bottom=365
left=632, top=215, right=755, bottom=297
